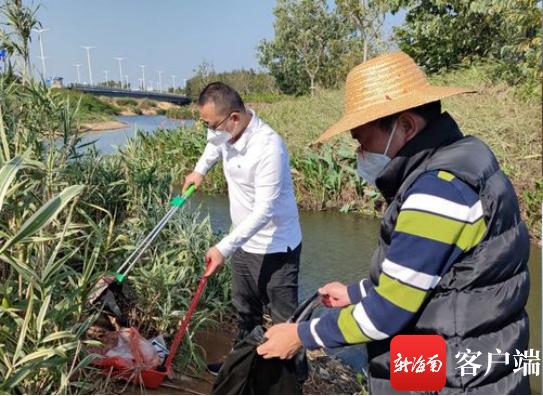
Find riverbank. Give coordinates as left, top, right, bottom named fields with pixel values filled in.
left=99, top=96, right=188, bottom=118
left=54, top=88, right=119, bottom=123
left=251, top=67, right=542, bottom=240
left=55, top=88, right=193, bottom=126
left=79, top=119, right=128, bottom=132
left=208, top=65, right=540, bottom=239
left=117, top=72, right=541, bottom=241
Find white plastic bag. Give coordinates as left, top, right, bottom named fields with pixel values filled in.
left=102, top=327, right=160, bottom=369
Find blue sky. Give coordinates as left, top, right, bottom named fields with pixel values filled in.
left=27, top=1, right=404, bottom=88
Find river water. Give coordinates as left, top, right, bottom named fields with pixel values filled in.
left=85, top=115, right=542, bottom=392
left=189, top=193, right=542, bottom=393
left=75, top=115, right=193, bottom=155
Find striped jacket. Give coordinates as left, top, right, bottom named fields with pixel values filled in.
left=297, top=169, right=487, bottom=348
left=298, top=112, right=530, bottom=394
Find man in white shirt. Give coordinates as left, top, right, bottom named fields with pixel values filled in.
left=182, top=82, right=303, bottom=350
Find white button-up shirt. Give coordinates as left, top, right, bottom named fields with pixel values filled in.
left=194, top=110, right=302, bottom=257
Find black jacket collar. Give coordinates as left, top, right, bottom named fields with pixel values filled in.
left=375, top=112, right=464, bottom=203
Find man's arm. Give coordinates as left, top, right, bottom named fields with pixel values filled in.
left=183, top=140, right=223, bottom=193
left=297, top=171, right=486, bottom=349
left=194, top=140, right=222, bottom=176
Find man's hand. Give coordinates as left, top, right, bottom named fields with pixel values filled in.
left=182, top=171, right=204, bottom=193
left=318, top=281, right=351, bottom=308
left=203, top=246, right=225, bottom=277
left=256, top=323, right=302, bottom=360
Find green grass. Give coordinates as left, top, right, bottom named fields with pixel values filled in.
left=115, top=98, right=138, bottom=107
left=140, top=99, right=157, bottom=109
left=243, top=91, right=287, bottom=104
left=166, top=105, right=200, bottom=120
left=252, top=89, right=347, bottom=152
left=52, top=88, right=119, bottom=123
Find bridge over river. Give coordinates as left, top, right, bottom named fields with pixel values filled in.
left=68, top=84, right=191, bottom=105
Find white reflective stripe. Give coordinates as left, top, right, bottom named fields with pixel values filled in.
left=402, top=193, right=483, bottom=223
left=352, top=303, right=389, bottom=340
left=310, top=318, right=325, bottom=348
left=359, top=279, right=367, bottom=298
left=382, top=259, right=441, bottom=290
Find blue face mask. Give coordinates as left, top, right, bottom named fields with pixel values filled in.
left=356, top=121, right=398, bottom=186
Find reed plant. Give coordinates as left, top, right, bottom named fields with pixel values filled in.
left=0, top=74, right=232, bottom=393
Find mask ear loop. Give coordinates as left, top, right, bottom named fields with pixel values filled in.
left=383, top=119, right=399, bottom=157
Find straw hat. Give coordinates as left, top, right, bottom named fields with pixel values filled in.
left=315, top=51, right=474, bottom=143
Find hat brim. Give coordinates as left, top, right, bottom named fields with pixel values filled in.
left=314, top=85, right=475, bottom=144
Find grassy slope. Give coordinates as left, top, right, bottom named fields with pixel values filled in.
left=251, top=66, right=542, bottom=238
left=53, top=88, right=119, bottom=122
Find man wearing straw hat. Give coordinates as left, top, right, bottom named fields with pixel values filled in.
left=257, top=52, right=530, bottom=394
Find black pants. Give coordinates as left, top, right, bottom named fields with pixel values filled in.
left=230, top=243, right=301, bottom=341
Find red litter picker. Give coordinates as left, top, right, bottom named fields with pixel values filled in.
left=87, top=185, right=197, bottom=307
left=93, top=270, right=210, bottom=389
left=89, top=184, right=212, bottom=388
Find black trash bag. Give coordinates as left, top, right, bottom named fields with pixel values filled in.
left=212, top=292, right=321, bottom=395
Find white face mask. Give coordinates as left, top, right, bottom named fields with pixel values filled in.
left=356, top=120, right=398, bottom=186
left=206, top=128, right=232, bottom=145
left=205, top=113, right=235, bottom=145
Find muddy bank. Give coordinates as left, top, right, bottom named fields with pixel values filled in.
left=114, top=323, right=365, bottom=395
left=99, top=96, right=185, bottom=118
left=79, top=120, right=128, bottom=132
left=86, top=279, right=366, bottom=395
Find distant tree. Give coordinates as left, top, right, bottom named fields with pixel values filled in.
left=258, top=0, right=350, bottom=95
left=98, top=80, right=123, bottom=88
left=389, top=0, right=542, bottom=82
left=185, top=64, right=277, bottom=99
left=185, top=60, right=215, bottom=98
left=0, top=0, right=41, bottom=83
left=336, top=0, right=388, bottom=62
left=168, top=87, right=185, bottom=94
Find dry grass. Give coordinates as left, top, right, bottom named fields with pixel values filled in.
left=253, top=89, right=348, bottom=152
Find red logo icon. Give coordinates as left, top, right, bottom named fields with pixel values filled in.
left=390, top=335, right=446, bottom=392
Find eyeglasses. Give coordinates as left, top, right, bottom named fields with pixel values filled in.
left=201, top=113, right=233, bottom=131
